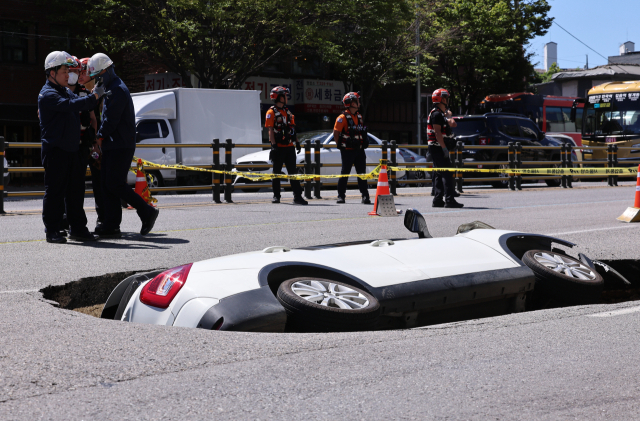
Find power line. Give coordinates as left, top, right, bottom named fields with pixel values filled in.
left=552, top=21, right=608, bottom=61
left=0, top=30, right=85, bottom=41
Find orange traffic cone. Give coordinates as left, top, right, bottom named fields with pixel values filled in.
left=368, top=163, right=391, bottom=216
left=617, top=164, right=640, bottom=222
left=133, top=159, right=157, bottom=208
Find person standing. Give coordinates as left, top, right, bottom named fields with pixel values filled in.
left=334, top=92, right=370, bottom=204
left=38, top=51, right=101, bottom=243
left=88, top=53, right=159, bottom=237
left=426, top=88, right=463, bottom=208
left=265, top=86, right=308, bottom=205
left=77, top=57, right=107, bottom=230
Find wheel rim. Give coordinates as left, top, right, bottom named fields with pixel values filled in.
left=533, top=252, right=598, bottom=281
left=290, top=280, right=370, bottom=310
left=498, top=164, right=509, bottom=185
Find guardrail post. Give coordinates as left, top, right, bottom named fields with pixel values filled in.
left=607, top=144, right=613, bottom=187
left=566, top=144, right=573, bottom=188
left=389, top=140, right=397, bottom=195
left=515, top=142, right=522, bottom=190
left=0, top=137, right=5, bottom=214
left=224, top=139, right=233, bottom=203
left=314, top=139, right=322, bottom=199
left=212, top=139, right=221, bottom=203
left=304, top=140, right=312, bottom=199
left=382, top=140, right=388, bottom=161
left=456, top=141, right=464, bottom=193
left=561, top=143, right=567, bottom=188
left=613, top=144, right=619, bottom=186
left=508, top=142, right=515, bottom=191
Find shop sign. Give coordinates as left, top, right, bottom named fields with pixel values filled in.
left=145, top=73, right=187, bottom=91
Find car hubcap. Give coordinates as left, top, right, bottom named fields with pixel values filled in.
left=533, top=252, right=597, bottom=281
left=290, top=280, right=370, bottom=310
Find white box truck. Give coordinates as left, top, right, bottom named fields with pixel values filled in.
left=128, top=88, right=262, bottom=186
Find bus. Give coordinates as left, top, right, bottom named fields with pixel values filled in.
left=478, top=92, right=584, bottom=145
left=576, top=81, right=640, bottom=165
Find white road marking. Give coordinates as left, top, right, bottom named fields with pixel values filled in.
left=546, top=225, right=640, bottom=237
left=588, top=305, right=640, bottom=318
left=0, top=289, right=38, bottom=294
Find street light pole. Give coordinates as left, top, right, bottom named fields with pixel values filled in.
left=416, top=14, right=421, bottom=146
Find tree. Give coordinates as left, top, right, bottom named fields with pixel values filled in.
left=540, top=62, right=561, bottom=82
left=74, top=0, right=333, bottom=89
left=424, top=0, right=552, bottom=113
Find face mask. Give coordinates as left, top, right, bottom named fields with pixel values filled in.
left=68, top=72, right=78, bottom=85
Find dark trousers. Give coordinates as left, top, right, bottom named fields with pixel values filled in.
left=337, top=149, right=369, bottom=198
left=42, top=147, right=88, bottom=233
left=429, top=145, right=456, bottom=203
left=88, top=158, right=105, bottom=224
left=101, top=148, right=154, bottom=230
left=272, top=147, right=302, bottom=198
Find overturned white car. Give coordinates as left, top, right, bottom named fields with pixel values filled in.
left=101, top=210, right=603, bottom=332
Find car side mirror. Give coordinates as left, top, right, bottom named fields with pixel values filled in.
left=538, top=131, right=545, bottom=141
left=404, top=209, right=432, bottom=239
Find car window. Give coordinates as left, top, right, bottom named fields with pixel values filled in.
left=368, top=135, right=380, bottom=145
left=499, top=118, right=520, bottom=137
left=159, top=120, right=170, bottom=138
left=518, top=119, right=539, bottom=140
left=452, top=118, right=486, bottom=136
left=136, top=120, right=160, bottom=142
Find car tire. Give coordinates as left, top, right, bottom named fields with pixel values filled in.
left=277, top=277, right=381, bottom=332
left=544, top=161, right=561, bottom=187
left=522, top=250, right=603, bottom=303
left=491, top=161, right=509, bottom=189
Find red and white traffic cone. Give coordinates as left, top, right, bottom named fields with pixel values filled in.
left=368, top=164, right=391, bottom=216
left=617, top=164, right=640, bottom=222
left=133, top=159, right=157, bottom=208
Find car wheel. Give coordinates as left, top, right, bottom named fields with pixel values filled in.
left=146, top=171, right=163, bottom=189
left=491, top=162, right=509, bottom=188
left=277, top=277, right=381, bottom=332
left=396, top=173, right=408, bottom=188
left=522, top=250, right=603, bottom=303
left=414, top=170, right=427, bottom=188
left=544, top=163, right=562, bottom=187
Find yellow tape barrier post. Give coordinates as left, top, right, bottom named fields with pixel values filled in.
left=0, top=137, right=5, bottom=214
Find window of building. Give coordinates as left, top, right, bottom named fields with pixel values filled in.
left=1, top=21, right=35, bottom=64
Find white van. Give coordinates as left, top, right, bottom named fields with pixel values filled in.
left=129, top=88, right=262, bottom=186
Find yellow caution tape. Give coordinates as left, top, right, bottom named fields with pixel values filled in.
left=131, top=157, right=637, bottom=181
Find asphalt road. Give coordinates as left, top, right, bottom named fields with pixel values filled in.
left=1, top=182, right=640, bottom=420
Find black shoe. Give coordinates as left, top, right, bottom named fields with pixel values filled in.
left=46, top=232, right=67, bottom=244
left=140, top=208, right=160, bottom=235
left=68, top=229, right=97, bottom=242
left=432, top=201, right=445, bottom=208
left=361, top=196, right=371, bottom=205
left=272, top=196, right=281, bottom=204
left=445, top=201, right=464, bottom=208
left=336, top=197, right=345, bottom=204
left=453, top=191, right=461, bottom=197
left=94, top=227, right=122, bottom=239
left=431, top=190, right=435, bottom=196
left=293, top=196, right=308, bottom=205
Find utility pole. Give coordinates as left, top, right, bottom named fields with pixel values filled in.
left=416, top=13, right=421, bottom=146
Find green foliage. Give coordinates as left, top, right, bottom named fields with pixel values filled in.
left=423, top=0, right=552, bottom=113
left=540, top=62, right=561, bottom=82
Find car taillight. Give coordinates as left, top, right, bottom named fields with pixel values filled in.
left=140, top=264, right=193, bottom=309
left=478, top=137, right=488, bottom=145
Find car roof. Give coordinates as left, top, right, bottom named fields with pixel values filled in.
left=297, top=130, right=383, bottom=144
left=454, top=112, right=528, bottom=120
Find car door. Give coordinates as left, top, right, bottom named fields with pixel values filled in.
left=129, top=119, right=176, bottom=184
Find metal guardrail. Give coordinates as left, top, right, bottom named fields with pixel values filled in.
left=1, top=136, right=637, bottom=212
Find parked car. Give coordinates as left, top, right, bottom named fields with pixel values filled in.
left=101, top=209, right=603, bottom=333
left=3, top=157, right=8, bottom=186
left=451, top=113, right=576, bottom=188
left=397, top=148, right=428, bottom=187
left=233, top=131, right=406, bottom=190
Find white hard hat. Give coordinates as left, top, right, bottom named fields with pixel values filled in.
left=87, top=53, right=114, bottom=77
left=44, top=51, right=75, bottom=71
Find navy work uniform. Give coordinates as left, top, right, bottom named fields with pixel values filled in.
left=426, top=107, right=458, bottom=206
left=96, top=67, right=157, bottom=234
left=38, top=80, right=98, bottom=237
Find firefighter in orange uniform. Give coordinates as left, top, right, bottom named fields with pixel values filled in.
left=265, top=86, right=308, bottom=205
left=334, top=92, right=371, bottom=204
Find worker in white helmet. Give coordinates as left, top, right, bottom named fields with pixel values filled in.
left=38, top=51, right=108, bottom=244
left=87, top=52, right=159, bottom=238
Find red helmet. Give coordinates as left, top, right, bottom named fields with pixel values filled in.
left=79, top=57, right=90, bottom=71
left=342, top=91, right=361, bottom=107
left=69, top=56, right=82, bottom=71
left=432, top=88, right=450, bottom=103
left=270, top=86, right=290, bottom=101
